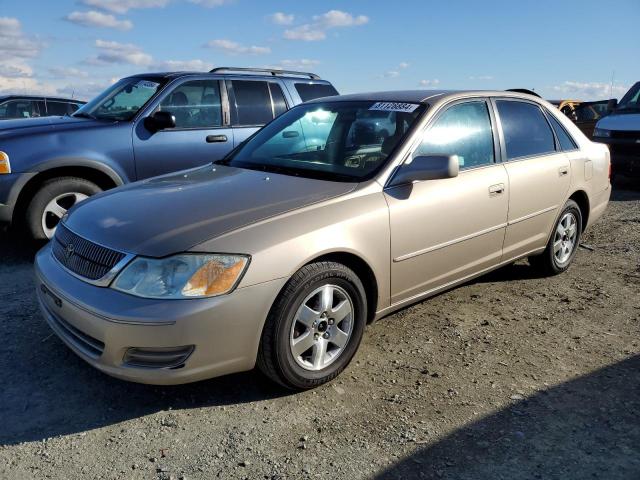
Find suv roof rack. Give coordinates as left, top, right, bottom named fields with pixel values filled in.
left=209, top=67, right=321, bottom=80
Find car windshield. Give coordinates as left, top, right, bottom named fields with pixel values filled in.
left=219, top=101, right=425, bottom=182
left=74, top=77, right=166, bottom=121
left=617, top=82, right=640, bottom=111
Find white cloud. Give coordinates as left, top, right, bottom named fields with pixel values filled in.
left=205, top=39, right=270, bottom=55
left=469, top=75, right=493, bottom=81
left=551, top=81, right=628, bottom=100
left=65, top=10, right=133, bottom=30
left=188, top=0, right=233, bottom=7
left=384, top=71, right=400, bottom=78
left=0, top=17, right=43, bottom=61
left=48, top=66, right=90, bottom=78
left=269, top=12, right=294, bottom=25
left=86, top=39, right=153, bottom=66
left=278, top=59, right=319, bottom=69
left=398, top=62, right=409, bottom=69
left=153, top=59, right=213, bottom=71
left=284, top=10, right=369, bottom=41
left=419, top=79, right=440, bottom=87
left=80, top=0, right=169, bottom=14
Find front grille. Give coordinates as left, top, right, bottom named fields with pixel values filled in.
left=44, top=303, right=105, bottom=358
left=52, top=223, right=126, bottom=281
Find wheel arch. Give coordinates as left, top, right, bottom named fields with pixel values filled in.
left=568, top=189, right=590, bottom=231
left=301, top=251, right=380, bottom=324
left=13, top=164, right=124, bottom=224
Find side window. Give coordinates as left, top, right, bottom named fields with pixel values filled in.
left=4, top=100, right=37, bottom=118
left=159, top=80, right=222, bottom=129
left=230, top=80, right=273, bottom=126
left=417, top=101, right=495, bottom=169
left=269, top=83, right=288, bottom=117
left=0, top=102, right=7, bottom=118
left=496, top=100, right=555, bottom=160
left=48, top=101, right=71, bottom=116
left=295, top=83, right=339, bottom=102
left=69, top=103, right=81, bottom=113
left=547, top=112, right=578, bottom=151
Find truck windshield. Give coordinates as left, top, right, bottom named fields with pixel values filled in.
left=219, top=101, right=425, bottom=182
left=74, top=77, right=166, bottom=121
left=617, top=82, right=640, bottom=112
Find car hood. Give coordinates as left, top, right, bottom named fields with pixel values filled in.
left=596, top=112, right=640, bottom=131
left=65, top=165, right=357, bottom=257
left=0, top=116, right=110, bottom=138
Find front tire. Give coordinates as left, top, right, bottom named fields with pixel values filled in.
left=529, top=199, right=582, bottom=275
left=257, top=262, right=367, bottom=390
left=26, top=177, right=101, bottom=240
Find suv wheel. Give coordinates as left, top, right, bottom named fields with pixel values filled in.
left=26, top=177, right=101, bottom=240
left=529, top=199, right=582, bottom=275
left=257, top=262, right=367, bottom=390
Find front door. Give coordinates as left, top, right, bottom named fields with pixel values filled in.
left=133, top=78, right=233, bottom=179
left=386, top=99, right=509, bottom=304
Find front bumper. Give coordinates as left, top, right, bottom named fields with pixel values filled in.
left=35, top=244, right=287, bottom=385
left=593, top=137, right=640, bottom=178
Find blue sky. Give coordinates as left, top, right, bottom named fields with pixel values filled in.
left=1, top=0, right=638, bottom=101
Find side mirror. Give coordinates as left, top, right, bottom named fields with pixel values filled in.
left=606, top=98, right=618, bottom=113
left=144, top=111, right=176, bottom=132
left=389, top=155, right=459, bottom=187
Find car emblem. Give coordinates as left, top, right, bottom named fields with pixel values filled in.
left=65, top=243, right=75, bottom=260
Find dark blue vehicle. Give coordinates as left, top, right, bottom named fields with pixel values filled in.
left=0, top=67, right=338, bottom=239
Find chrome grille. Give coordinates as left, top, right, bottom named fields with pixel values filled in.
left=52, top=223, right=126, bottom=281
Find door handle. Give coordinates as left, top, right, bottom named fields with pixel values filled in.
left=206, top=134, right=228, bottom=143
left=558, top=166, right=569, bottom=177
left=489, top=183, right=505, bottom=196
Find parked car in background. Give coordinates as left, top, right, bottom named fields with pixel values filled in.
left=0, top=95, right=85, bottom=120
left=549, top=99, right=609, bottom=137
left=35, top=90, right=610, bottom=389
left=593, top=81, right=640, bottom=179
left=0, top=67, right=338, bottom=239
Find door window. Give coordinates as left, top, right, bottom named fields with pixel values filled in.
left=230, top=80, right=273, bottom=126
left=496, top=101, right=556, bottom=159
left=2, top=100, right=40, bottom=118
left=47, top=101, right=74, bottom=116
left=158, top=80, right=222, bottom=129
left=417, top=101, right=495, bottom=169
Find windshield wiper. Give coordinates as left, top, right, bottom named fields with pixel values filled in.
left=72, top=112, right=96, bottom=120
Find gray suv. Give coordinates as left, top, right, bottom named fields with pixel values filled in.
left=0, top=67, right=337, bottom=239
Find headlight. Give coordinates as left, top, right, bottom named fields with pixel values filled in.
left=112, top=253, right=249, bottom=299
left=0, top=151, right=11, bottom=174
left=593, top=128, right=611, bottom=138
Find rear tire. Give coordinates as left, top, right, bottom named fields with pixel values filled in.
left=257, top=262, right=367, bottom=390
left=26, top=177, right=101, bottom=240
left=529, top=199, right=582, bottom=276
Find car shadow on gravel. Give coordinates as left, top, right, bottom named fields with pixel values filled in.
left=376, top=354, right=640, bottom=480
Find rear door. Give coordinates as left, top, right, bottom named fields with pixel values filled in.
left=133, top=78, right=234, bottom=179
left=227, top=79, right=289, bottom=146
left=493, top=99, right=571, bottom=262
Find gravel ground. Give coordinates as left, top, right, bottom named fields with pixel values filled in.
left=0, top=184, right=638, bottom=480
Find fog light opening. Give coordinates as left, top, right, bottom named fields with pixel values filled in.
left=123, top=345, right=195, bottom=369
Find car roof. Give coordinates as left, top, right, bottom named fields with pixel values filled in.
left=0, top=95, right=85, bottom=103
left=126, top=71, right=332, bottom=82
left=306, top=89, right=545, bottom=105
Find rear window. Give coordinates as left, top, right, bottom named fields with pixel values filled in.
left=295, top=83, right=339, bottom=102
left=496, top=100, right=556, bottom=160
left=546, top=112, right=578, bottom=151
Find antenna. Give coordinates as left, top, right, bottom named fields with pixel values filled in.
left=610, top=70, right=615, bottom=98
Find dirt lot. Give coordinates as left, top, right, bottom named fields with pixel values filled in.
left=0, top=184, right=638, bottom=480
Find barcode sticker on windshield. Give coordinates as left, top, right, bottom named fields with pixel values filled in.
left=369, top=102, right=419, bottom=113
left=136, top=80, right=160, bottom=89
